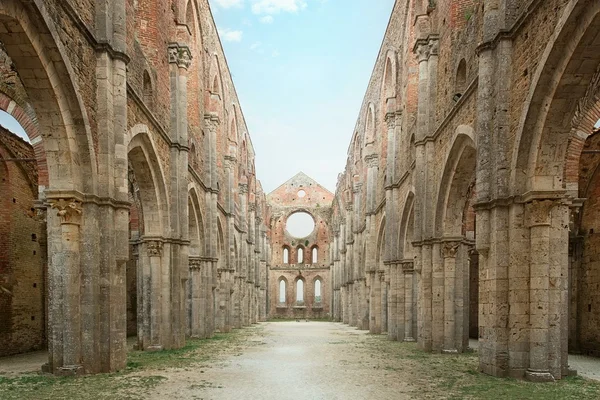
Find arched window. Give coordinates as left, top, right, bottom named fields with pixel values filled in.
left=279, top=279, right=286, bottom=303
left=297, top=247, right=304, bottom=264
left=296, top=279, right=304, bottom=304
left=454, top=59, right=467, bottom=101
left=312, top=247, right=318, bottom=264
left=283, top=247, right=289, bottom=264
left=143, top=70, right=153, bottom=107
left=314, top=279, right=322, bottom=303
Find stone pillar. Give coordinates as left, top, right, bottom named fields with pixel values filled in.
left=525, top=200, right=569, bottom=382
left=168, top=42, right=192, bottom=349
left=47, top=199, right=83, bottom=375
left=403, top=262, right=416, bottom=342
left=203, top=113, right=220, bottom=337
left=412, top=34, right=438, bottom=353
left=442, top=241, right=460, bottom=353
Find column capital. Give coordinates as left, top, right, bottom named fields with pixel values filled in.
left=239, top=183, right=249, bottom=194
left=168, top=43, right=192, bottom=69
left=526, top=199, right=555, bottom=228
left=49, top=198, right=82, bottom=225
left=364, top=154, right=379, bottom=168
left=146, top=240, right=163, bottom=257
left=442, top=241, right=460, bottom=259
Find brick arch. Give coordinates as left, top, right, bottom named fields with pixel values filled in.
left=435, top=126, right=476, bottom=238
left=512, top=1, right=600, bottom=194
left=0, top=0, right=96, bottom=194
left=564, top=99, right=600, bottom=194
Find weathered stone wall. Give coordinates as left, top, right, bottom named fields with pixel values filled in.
left=330, top=0, right=600, bottom=382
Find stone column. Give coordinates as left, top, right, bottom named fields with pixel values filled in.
left=442, top=241, right=460, bottom=353
left=168, top=43, right=192, bottom=350
left=525, top=200, right=569, bottom=382
left=403, top=262, right=416, bottom=342
left=47, top=199, right=83, bottom=375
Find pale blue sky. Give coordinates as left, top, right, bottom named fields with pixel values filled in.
left=0, top=1, right=396, bottom=193
left=210, top=0, right=395, bottom=192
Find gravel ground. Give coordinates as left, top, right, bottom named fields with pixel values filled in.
left=145, top=322, right=412, bottom=400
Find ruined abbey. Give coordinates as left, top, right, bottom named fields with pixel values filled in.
left=0, top=0, right=599, bottom=385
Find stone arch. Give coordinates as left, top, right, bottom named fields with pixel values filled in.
left=207, top=55, right=225, bottom=115
left=0, top=0, right=97, bottom=193
left=127, top=126, right=169, bottom=237
left=365, top=103, right=376, bottom=146
left=512, top=1, right=600, bottom=194
left=455, top=58, right=467, bottom=99
left=143, top=70, right=153, bottom=108
left=188, top=187, right=205, bottom=257
left=435, top=126, right=476, bottom=237
left=399, top=192, right=415, bottom=260
left=382, top=51, right=397, bottom=117
left=376, top=215, right=386, bottom=263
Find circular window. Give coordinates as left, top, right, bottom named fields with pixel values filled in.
left=286, top=212, right=315, bottom=238
left=298, top=190, right=306, bottom=198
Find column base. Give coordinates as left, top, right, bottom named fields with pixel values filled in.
left=56, top=365, right=84, bottom=376
left=404, top=337, right=416, bottom=342
left=146, top=345, right=164, bottom=352
left=525, top=369, right=555, bottom=382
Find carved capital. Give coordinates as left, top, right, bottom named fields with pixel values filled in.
left=442, top=242, right=460, bottom=259
left=385, top=112, right=397, bottom=130
left=415, top=41, right=429, bottom=62
left=189, top=257, right=202, bottom=269
left=168, top=43, right=192, bottom=69
left=50, top=199, right=82, bottom=225
left=428, top=38, right=439, bottom=57
left=239, top=183, right=249, bottom=194
left=146, top=240, right=163, bottom=257
left=527, top=200, right=555, bottom=228
left=364, top=154, right=379, bottom=168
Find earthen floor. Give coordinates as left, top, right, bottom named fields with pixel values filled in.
left=143, top=321, right=412, bottom=399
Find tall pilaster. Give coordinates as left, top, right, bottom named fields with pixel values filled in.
left=168, top=42, right=192, bottom=350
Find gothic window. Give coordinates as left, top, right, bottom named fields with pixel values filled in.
left=283, top=247, right=289, bottom=264
left=279, top=279, right=286, bottom=303
left=296, top=279, right=304, bottom=304
left=297, top=246, right=304, bottom=264
left=314, top=279, right=322, bottom=303
left=312, top=246, right=318, bottom=264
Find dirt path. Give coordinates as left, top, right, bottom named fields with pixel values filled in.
left=147, top=322, right=412, bottom=400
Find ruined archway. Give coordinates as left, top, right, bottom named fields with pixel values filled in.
left=432, top=127, right=476, bottom=354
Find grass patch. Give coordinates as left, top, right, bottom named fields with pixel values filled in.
left=360, top=335, right=600, bottom=400
left=0, top=326, right=262, bottom=400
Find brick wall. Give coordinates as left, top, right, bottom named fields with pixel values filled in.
left=0, top=126, right=45, bottom=357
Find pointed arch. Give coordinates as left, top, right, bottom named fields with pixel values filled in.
left=188, top=187, right=205, bottom=257
left=435, top=126, right=476, bottom=237
left=399, top=192, right=415, bottom=260
left=365, top=103, right=376, bottom=146
left=376, top=215, right=386, bottom=263
left=0, top=0, right=97, bottom=193
left=128, top=126, right=170, bottom=237
left=512, top=1, right=600, bottom=194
